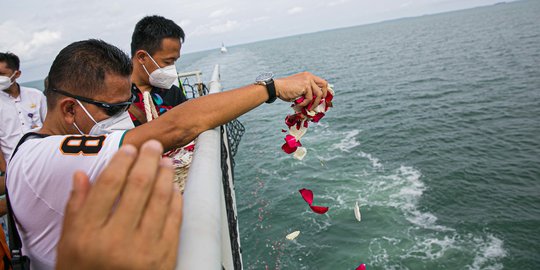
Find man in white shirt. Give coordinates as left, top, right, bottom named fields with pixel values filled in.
left=6, top=39, right=328, bottom=269
left=0, top=52, right=47, bottom=162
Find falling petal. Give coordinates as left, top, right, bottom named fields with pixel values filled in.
left=354, top=201, right=362, bottom=222
left=293, top=147, right=307, bottom=160
left=282, top=142, right=297, bottom=154
left=295, top=96, right=305, bottom=104
left=286, top=231, right=300, bottom=240
left=356, top=264, right=366, bottom=270
left=299, top=188, right=314, bottom=205
left=299, top=189, right=329, bottom=214
left=281, top=129, right=287, bottom=133
left=310, top=205, right=329, bottom=214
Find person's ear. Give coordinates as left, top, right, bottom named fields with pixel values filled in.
left=135, top=50, right=147, bottom=65
left=13, top=70, right=21, bottom=80
left=60, top=98, right=77, bottom=125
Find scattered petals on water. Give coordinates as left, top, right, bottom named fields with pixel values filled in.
left=285, top=230, right=300, bottom=240
left=299, top=188, right=329, bottom=214
left=356, top=263, right=366, bottom=270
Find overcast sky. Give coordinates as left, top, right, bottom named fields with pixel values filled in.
left=2, top=0, right=505, bottom=81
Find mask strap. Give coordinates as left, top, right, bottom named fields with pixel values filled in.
left=73, top=122, right=84, bottom=135
left=142, top=64, right=152, bottom=76
left=75, top=100, right=98, bottom=124
left=144, top=51, right=162, bottom=69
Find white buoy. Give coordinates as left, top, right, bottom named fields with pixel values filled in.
left=354, top=201, right=362, bottom=222
left=286, top=231, right=300, bottom=240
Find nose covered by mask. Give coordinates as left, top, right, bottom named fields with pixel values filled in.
left=0, top=72, right=17, bottom=91
left=141, top=52, right=178, bottom=89
left=73, top=100, right=135, bottom=135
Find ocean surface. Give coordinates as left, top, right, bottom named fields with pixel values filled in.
left=23, top=1, right=540, bottom=269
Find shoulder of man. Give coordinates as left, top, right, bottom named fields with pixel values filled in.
left=19, top=86, right=45, bottom=96
left=8, top=131, right=128, bottom=179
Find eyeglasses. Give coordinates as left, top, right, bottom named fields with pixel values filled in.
left=49, top=88, right=134, bottom=116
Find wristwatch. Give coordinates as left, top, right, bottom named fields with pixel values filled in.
left=255, top=72, right=276, bottom=103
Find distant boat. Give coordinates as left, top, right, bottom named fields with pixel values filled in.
left=220, top=42, right=228, bottom=53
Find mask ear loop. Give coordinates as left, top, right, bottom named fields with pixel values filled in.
left=75, top=100, right=98, bottom=124
left=145, top=51, right=162, bottom=69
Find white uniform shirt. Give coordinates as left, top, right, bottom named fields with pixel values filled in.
left=6, top=131, right=127, bottom=270
left=0, top=85, right=47, bottom=161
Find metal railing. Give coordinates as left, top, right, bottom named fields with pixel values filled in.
left=176, top=65, right=243, bottom=270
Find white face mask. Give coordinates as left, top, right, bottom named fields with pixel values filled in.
left=0, top=72, right=17, bottom=91
left=141, top=52, right=178, bottom=89
left=74, top=100, right=135, bottom=135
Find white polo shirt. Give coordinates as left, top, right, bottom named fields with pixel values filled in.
left=6, top=131, right=126, bottom=270
left=0, top=85, right=47, bottom=161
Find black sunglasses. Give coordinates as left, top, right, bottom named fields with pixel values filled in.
left=49, top=88, right=134, bottom=116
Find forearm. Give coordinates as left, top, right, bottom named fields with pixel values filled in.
left=124, top=84, right=268, bottom=150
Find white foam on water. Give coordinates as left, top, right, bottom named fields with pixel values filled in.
left=358, top=151, right=383, bottom=169
left=330, top=129, right=360, bottom=152
left=357, top=162, right=506, bottom=268
left=468, top=234, right=507, bottom=270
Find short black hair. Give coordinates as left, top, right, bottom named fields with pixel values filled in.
left=130, top=15, right=185, bottom=56
left=45, top=39, right=132, bottom=108
left=0, top=52, right=20, bottom=71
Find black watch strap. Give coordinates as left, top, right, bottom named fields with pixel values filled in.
left=265, top=79, right=277, bottom=104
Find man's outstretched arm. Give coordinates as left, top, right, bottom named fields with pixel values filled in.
left=123, top=72, right=328, bottom=150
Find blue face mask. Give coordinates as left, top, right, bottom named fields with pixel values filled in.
left=73, top=100, right=134, bottom=135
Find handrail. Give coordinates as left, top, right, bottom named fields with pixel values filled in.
left=176, top=65, right=241, bottom=269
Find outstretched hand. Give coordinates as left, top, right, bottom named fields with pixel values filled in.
left=274, top=71, right=329, bottom=108
left=56, top=140, right=183, bottom=270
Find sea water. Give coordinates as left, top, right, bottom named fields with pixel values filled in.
left=23, top=1, right=540, bottom=269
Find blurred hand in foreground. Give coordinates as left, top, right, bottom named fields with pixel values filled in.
left=56, top=140, right=183, bottom=270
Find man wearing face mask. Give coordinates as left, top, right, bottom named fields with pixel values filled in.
left=128, top=15, right=187, bottom=126
left=6, top=39, right=328, bottom=269
left=0, top=52, right=47, bottom=164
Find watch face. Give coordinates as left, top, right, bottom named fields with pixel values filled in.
left=256, top=72, right=274, bottom=82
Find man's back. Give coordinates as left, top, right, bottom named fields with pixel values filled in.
left=6, top=131, right=126, bottom=269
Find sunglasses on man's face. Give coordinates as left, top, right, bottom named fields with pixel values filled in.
left=49, top=88, right=135, bottom=116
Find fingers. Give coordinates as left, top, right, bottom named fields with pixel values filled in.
left=109, top=140, right=164, bottom=230
left=310, top=80, right=323, bottom=110
left=81, top=145, right=138, bottom=226
left=139, top=157, right=175, bottom=240
left=298, top=85, right=313, bottom=107
left=63, top=172, right=91, bottom=226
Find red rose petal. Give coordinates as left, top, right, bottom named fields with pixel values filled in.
left=282, top=142, right=297, bottom=154
left=299, top=188, right=329, bottom=214
left=312, top=112, right=325, bottom=123
left=310, top=205, right=329, bottom=214
left=299, top=188, right=314, bottom=205
left=356, top=264, right=366, bottom=270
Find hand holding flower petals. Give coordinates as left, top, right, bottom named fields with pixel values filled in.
left=281, top=85, right=334, bottom=159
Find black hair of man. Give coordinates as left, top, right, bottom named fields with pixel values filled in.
left=0, top=52, right=20, bottom=71
left=44, top=39, right=132, bottom=109
left=130, top=15, right=185, bottom=57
